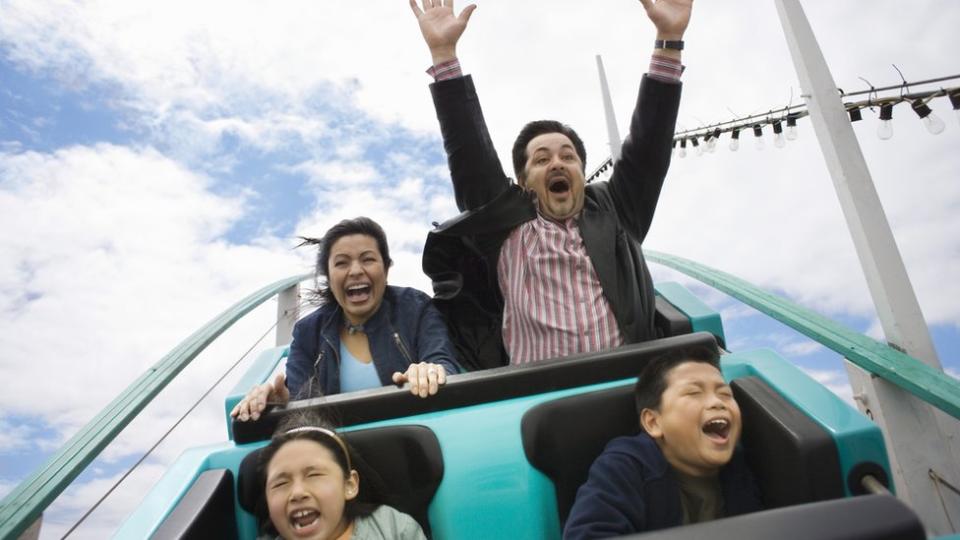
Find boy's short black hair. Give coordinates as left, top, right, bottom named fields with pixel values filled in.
left=634, top=343, right=722, bottom=420
left=511, top=120, right=587, bottom=181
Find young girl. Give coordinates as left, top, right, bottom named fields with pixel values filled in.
left=257, top=414, right=426, bottom=540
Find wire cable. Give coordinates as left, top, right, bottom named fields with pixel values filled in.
left=60, top=301, right=307, bottom=538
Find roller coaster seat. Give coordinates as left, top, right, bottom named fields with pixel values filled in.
left=236, top=424, right=443, bottom=537
left=521, top=370, right=847, bottom=528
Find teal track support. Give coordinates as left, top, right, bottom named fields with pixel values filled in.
left=224, top=346, right=289, bottom=441
left=646, top=250, right=960, bottom=420
left=0, top=274, right=310, bottom=540
left=655, top=281, right=725, bottom=345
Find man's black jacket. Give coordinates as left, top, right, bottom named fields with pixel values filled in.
left=422, top=74, right=682, bottom=370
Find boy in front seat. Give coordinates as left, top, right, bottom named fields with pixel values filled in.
left=564, top=344, right=763, bottom=539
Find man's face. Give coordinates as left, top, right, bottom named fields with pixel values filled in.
left=521, top=132, right=585, bottom=221
left=641, top=361, right=742, bottom=477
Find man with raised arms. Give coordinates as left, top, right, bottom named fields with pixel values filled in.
left=411, top=0, right=691, bottom=369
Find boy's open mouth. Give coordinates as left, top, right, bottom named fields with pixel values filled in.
left=701, top=418, right=731, bottom=442
left=345, top=283, right=371, bottom=301
left=289, top=508, right=321, bottom=532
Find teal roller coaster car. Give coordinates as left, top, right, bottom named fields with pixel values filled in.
left=115, top=283, right=924, bottom=540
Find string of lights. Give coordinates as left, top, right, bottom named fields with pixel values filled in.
left=586, top=72, right=960, bottom=183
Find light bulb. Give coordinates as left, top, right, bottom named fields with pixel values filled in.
left=877, top=120, right=893, bottom=140
left=679, top=138, right=687, bottom=158
left=912, top=101, right=944, bottom=135
left=786, top=115, right=798, bottom=141
left=753, top=124, right=764, bottom=151
left=705, top=136, right=717, bottom=153
left=950, top=93, right=960, bottom=126
left=877, top=104, right=894, bottom=140
left=772, top=121, right=785, bottom=148
left=691, top=137, right=702, bottom=156
left=729, top=129, right=740, bottom=151
left=922, top=113, right=945, bottom=135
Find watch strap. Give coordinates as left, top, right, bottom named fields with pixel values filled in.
left=653, top=39, right=684, bottom=51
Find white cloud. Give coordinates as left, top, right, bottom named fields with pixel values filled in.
left=946, top=367, right=960, bottom=381
left=802, top=368, right=855, bottom=406
left=740, top=332, right=826, bottom=360
left=0, top=419, right=37, bottom=452
left=780, top=340, right=823, bottom=358
left=0, top=143, right=307, bottom=433
left=291, top=159, right=380, bottom=187
left=0, top=143, right=313, bottom=537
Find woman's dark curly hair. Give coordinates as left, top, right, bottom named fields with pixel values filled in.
left=254, top=411, right=386, bottom=537
left=298, top=217, right=393, bottom=305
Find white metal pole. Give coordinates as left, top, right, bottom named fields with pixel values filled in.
left=276, top=283, right=300, bottom=347
left=596, top=55, right=622, bottom=162
left=774, top=0, right=960, bottom=533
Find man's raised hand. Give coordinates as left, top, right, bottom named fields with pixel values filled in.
left=638, top=0, right=693, bottom=40
left=409, top=0, right=477, bottom=65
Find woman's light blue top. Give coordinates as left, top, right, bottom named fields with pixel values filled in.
left=339, top=341, right=382, bottom=392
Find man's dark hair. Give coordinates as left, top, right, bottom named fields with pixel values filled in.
left=298, top=216, right=393, bottom=305
left=511, top=120, right=587, bottom=181
left=634, top=343, right=722, bottom=420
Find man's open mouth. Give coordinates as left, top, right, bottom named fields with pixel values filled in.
left=548, top=178, right=570, bottom=193
left=702, top=417, right=731, bottom=442
left=289, top=508, right=321, bottom=532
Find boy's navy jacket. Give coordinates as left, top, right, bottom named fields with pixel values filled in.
left=563, top=431, right=763, bottom=540
left=284, top=286, right=460, bottom=397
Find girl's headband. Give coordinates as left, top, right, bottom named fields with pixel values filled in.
left=283, top=426, right=353, bottom=471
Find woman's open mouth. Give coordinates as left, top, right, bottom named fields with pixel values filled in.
left=345, top=283, right=371, bottom=303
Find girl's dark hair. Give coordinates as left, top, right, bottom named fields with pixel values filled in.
left=255, top=411, right=386, bottom=536
left=298, top=217, right=393, bottom=305
left=633, top=343, right=722, bottom=428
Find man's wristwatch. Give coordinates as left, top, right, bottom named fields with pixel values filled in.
left=653, top=39, right=684, bottom=51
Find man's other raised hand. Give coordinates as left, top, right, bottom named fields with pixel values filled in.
left=638, top=0, right=693, bottom=41
left=409, top=0, right=477, bottom=65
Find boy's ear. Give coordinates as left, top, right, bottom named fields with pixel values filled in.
left=640, top=408, right=663, bottom=439
left=344, top=469, right=360, bottom=501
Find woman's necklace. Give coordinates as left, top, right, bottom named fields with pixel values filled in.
left=344, top=321, right=365, bottom=335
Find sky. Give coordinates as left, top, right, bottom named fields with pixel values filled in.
left=0, top=0, right=958, bottom=537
